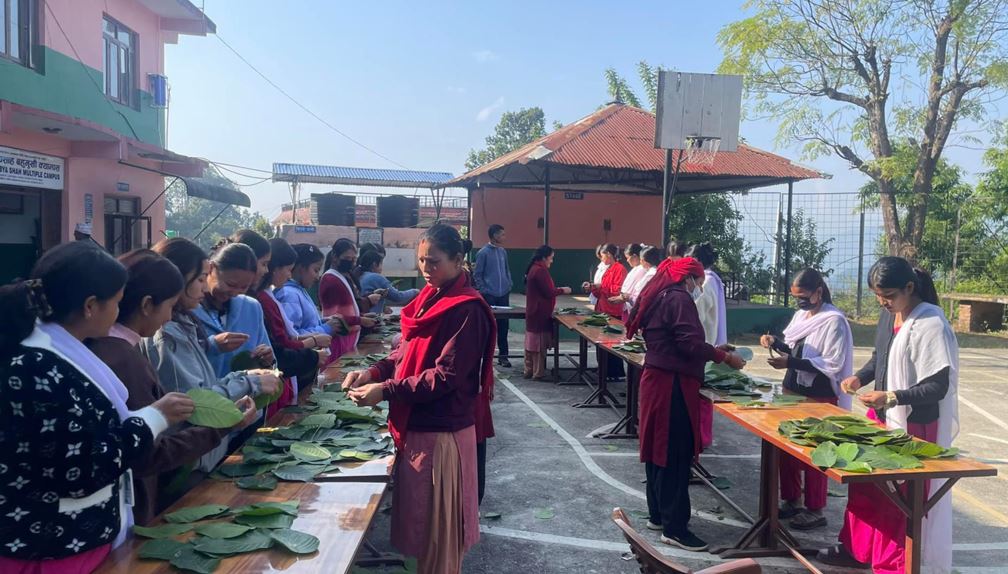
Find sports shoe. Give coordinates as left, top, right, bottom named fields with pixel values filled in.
left=645, top=520, right=662, bottom=531
left=660, top=531, right=708, bottom=552
left=790, top=510, right=827, bottom=530
left=498, top=358, right=512, bottom=368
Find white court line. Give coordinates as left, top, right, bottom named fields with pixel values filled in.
left=588, top=452, right=761, bottom=459
left=968, top=433, right=1008, bottom=446
left=959, top=393, right=1008, bottom=433
left=498, top=376, right=749, bottom=529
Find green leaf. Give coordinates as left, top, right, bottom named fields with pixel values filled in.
left=255, top=383, right=284, bottom=410
left=230, top=350, right=258, bottom=372
left=810, top=441, right=838, bottom=469
left=194, top=523, right=254, bottom=539
left=841, top=461, right=873, bottom=473
left=938, top=447, right=960, bottom=458
left=235, top=475, right=278, bottom=491
left=138, top=538, right=189, bottom=560
left=164, top=504, right=230, bottom=524
left=234, top=500, right=300, bottom=517
left=337, top=450, right=375, bottom=462
left=186, top=389, right=244, bottom=429
left=898, top=441, right=945, bottom=459
left=192, top=529, right=274, bottom=556
left=132, top=523, right=195, bottom=539
left=534, top=508, right=555, bottom=520
left=234, top=513, right=295, bottom=529
left=481, top=511, right=502, bottom=520
left=274, top=426, right=309, bottom=440
left=297, top=413, right=337, bottom=428
left=273, top=464, right=325, bottom=482
left=169, top=547, right=221, bottom=574
left=269, top=528, right=320, bottom=554
left=290, top=442, right=332, bottom=462
left=835, top=443, right=860, bottom=464
left=217, top=462, right=274, bottom=478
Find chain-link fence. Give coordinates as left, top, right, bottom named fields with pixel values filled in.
left=727, top=190, right=883, bottom=319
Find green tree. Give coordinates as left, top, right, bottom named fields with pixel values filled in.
left=957, top=132, right=1008, bottom=292
left=604, top=61, right=659, bottom=110
left=166, top=167, right=272, bottom=250
left=718, top=0, right=1008, bottom=261
left=465, top=107, right=548, bottom=170
left=780, top=208, right=835, bottom=278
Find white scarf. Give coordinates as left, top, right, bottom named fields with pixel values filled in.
left=323, top=269, right=361, bottom=348
left=590, top=262, right=609, bottom=306
left=782, top=303, right=854, bottom=409
left=620, top=265, right=647, bottom=296
left=704, top=270, right=727, bottom=347
left=886, top=301, right=959, bottom=574
left=626, top=267, right=657, bottom=311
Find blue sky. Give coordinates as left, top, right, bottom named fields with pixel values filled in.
left=164, top=0, right=992, bottom=220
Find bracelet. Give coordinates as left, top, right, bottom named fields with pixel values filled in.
left=884, top=391, right=898, bottom=409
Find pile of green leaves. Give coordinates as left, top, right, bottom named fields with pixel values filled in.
left=133, top=501, right=319, bottom=573
left=556, top=307, right=589, bottom=315
left=213, top=385, right=394, bottom=489
left=703, top=362, right=769, bottom=394
left=731, top=395, right=807, bottom=409
left=601, top=325, right=623, bottom=334
left=578, top=314, right=610, bottom=327
left=779, top=415, right=959, bottom=474
left=339, top=354, right=389, bottom=368
left=613, top=341, right=646, bottom=354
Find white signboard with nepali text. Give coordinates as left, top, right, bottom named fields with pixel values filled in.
left=0, top=146, right=64, bottom=190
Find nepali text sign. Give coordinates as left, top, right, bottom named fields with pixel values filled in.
left=0, top=146, right=64, bottom=190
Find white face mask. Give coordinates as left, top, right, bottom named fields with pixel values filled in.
left=688, top=278, right=703, bottom=300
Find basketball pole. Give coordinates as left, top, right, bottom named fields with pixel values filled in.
left=662, top=148, right=685, bottom=247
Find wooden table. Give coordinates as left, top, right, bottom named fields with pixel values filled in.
left=96, top=481, right=386, bottom=574
left=711, top=401, right=998, bottom=573
left=553, top=314, right=628, bottom=409
left=595, top=340, right=643, bottom=439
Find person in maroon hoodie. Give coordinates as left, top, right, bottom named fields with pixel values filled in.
left=523, top=245, right=572, bottom=380
left=342, top=224, right=494, bottom=574
left=625, top=256, right=746, bottom=552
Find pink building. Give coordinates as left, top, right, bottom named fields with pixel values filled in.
left=0, top=0, right=222, bottom=282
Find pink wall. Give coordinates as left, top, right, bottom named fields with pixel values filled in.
left=471, top=187, right=663, bottom=250
left=0, top=127, right=72, bottom=158
left=43, top=0, right=165, bottom=78
left=66, top=157, right=166, bottom=243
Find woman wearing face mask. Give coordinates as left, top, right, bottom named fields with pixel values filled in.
left=88, top=250, right=258, bottom=525
left=319, top=239, right=380, bottom=359
left=193, top=241, right=276, bottom=377
left=0, top=242, right=193, bottom=570
left=275, top=243, right=347, bottom=338
left=342, top=224, right=495, bottom=574
left=626, top=256, right=746, bottom=552
left=254, top=238, right=331, bottom=414
left=583, top=243, right=628, bottom=381
left=685, top=242, right=727, bottom=454
left=142, top=238, right=281, bottom=471
left=759, top=268, right=853, bottom=531
left=819, top=258, right=957, bottom=573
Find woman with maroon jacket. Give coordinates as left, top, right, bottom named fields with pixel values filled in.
left=342, top=224, right=494, bottom=574
left=625, top=256, right=746, bottom=552
left=523, top=245, right=572, bottom=380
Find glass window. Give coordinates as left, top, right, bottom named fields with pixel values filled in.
left=7, top=0, right=17, bottom=60
left=1, top=0, right=33, bottom=64
left=102, top=16, right=136, bottom=106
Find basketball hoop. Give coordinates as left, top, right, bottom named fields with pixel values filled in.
left=683, top=136, right=722, bottom=166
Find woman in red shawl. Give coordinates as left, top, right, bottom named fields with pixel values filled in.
left=582, top=243, right=628, bottom=381
left=524, top=245, right=572, bottom=380
left=626, top=257, right=746, bottom=552
left=343, top=224, right=495, bottom=574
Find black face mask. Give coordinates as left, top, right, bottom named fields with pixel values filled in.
left=337, top=259, right=354, bottom=273
left=796, top=296, right=814, bottom=310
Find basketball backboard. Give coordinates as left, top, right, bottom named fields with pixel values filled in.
left=654, top=71, right=742, bottom=153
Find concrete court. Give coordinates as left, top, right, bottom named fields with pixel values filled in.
left=357, top=330, right=1008, bottom=574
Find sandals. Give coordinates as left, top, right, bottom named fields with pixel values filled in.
left=790, top=509, right=827, bottom=530
left=816, top=544, right=868, bottom=568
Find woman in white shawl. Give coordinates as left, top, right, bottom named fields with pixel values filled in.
left=688, top=242, right=728, bottom=451
left=761, top=268, right=854, bottom=530
left=819, top=258, right=958, bottom=574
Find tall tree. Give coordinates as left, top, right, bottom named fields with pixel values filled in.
left=719, top=0, right=1008, bottom=260
left=465, top=107, right=548, bottom=170
left=780, top=207, right=835, bottom=278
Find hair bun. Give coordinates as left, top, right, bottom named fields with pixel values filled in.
left=24, top=279, right=53, bottom=319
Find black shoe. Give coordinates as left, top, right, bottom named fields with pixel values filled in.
left=790, top=510, right=827, bottom=530
left=817, top=544, right=868, bottom=568
left=498, top=358, right=512, bottom=368
left=778, top=504, right=802, bottom=520
left=660, top=531, right=708, bottom=552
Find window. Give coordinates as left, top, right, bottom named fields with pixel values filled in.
left=102, top=16, right=136, bottom=106
left=1, top=0, right=35, bottom=66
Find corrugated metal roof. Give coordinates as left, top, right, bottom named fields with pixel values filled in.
left=272, top=164, right=455, bottom=189
left=449, top=104, right=824, bottom=188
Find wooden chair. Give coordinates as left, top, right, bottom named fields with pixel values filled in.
left=611, top=508, right=762, bottom=574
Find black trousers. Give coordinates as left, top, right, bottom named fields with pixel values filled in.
left=482, top=293, right=510, bottom=358
left=644, top=378, right=694, bottom=538
left=476, top=440, right=487, bottom=505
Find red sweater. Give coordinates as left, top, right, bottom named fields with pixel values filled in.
left=255, top=291, right=306, bottom=350
left=591, top=263, right=628, bottom=317
left=525, top=262, right=564, bottom=333
left=318, top=272, right=362, bottom=326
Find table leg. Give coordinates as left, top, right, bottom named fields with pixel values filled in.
left=553, top=319, right=560, bottom=382
left=573, top=346, right=624, bottom=409
left=600, top=364, right=640, bottom=439
left=904, top=480, right=925, bottom=574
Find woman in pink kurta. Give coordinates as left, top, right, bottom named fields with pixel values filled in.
left=318, top=239, right=379, bottom=360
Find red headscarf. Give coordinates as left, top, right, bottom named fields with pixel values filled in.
left=625, top=256, right=705, bottom=339
left=387, top=271, right=497, bottom=450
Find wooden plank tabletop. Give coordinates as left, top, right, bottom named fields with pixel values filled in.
left=96, top=481, right=386, bottom=574
left=492, top=306, right=526, bottom=320
left=715, top=401, right=997, bottom=483
left=555, top=314, right=628, bottom=345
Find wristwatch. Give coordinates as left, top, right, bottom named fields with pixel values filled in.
left=884, top=391, right=898, bottom=409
